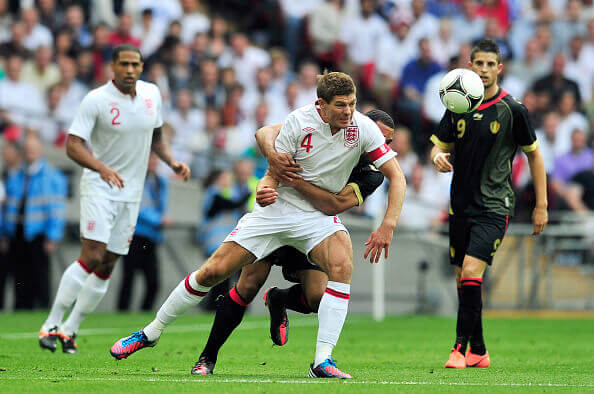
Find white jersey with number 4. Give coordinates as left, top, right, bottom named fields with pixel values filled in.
left=69, top=80, right=163, bottom=202
left=275, top=101, right=396, bottom=212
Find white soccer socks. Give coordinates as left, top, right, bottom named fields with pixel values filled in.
left=314, top=281, right=350, bottom=367
left=61, top=272, right=111, bottom=336
left=143, top=271, right=210, bottom=341
left=42, top=260, right=92, bottom=331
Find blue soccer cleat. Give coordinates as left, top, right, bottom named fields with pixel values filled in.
left=110, top=331, right=158, bottom=360
left=308, top=358, right=352, bottom=379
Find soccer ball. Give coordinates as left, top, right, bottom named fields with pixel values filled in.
left=439, top=69, right=484, bottom=114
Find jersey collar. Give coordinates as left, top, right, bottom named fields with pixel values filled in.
left=477, top=88, right=508, bottom=111
left=109, top=79, right=137, bottom=99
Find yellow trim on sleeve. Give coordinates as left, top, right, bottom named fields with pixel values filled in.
left=449, top=204, right=454, bottom=215
left=347, top=182, right=364, bottom=206
left=430, top=134, right=454, bottom=151
left=521, top=140, right=539, bottom=153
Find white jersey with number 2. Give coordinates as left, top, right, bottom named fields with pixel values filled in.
left=275, top=101, right=396, bottom=212
left=69, top=80, right=163, bottom=202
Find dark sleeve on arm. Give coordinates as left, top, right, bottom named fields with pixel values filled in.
left=206, top=193, right=250, bottom=218
left=430, top=110, right=456, bottom=150
left=510, top=100, right=538, bottom=153
left=347, top=163, right=385, bottom=204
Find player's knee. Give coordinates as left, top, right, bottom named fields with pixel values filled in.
left=236, top=281, right=259, bottom=303
left=197, top=263, right=227, bottom=287
left=460, top=261, right=484, bottom=279
left=325, top=260, right=353, bottom=282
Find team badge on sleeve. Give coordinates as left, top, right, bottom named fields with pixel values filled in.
left=344, top=126, right=359, bottom=148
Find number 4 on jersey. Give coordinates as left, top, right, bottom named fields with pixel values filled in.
left=301, top=134, right=313, bottom=153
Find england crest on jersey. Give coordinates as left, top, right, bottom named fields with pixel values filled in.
left=344, top=126, right=359, bottom=148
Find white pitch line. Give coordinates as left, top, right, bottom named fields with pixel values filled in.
left=1, top=376, right=592, bottom=388
left=1, top=319, right=318, bottom=340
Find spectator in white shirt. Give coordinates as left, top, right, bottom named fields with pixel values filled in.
left=132, top=8, right=167, bottom=58
left=54, top=56, right=88, bottom=126
left=565, top=36, right=593, bottom=103
left=398, top=164, right=447, bottom=231
left=21, top=7, right=53, bottom=51
left=391, top=125, right=419, bottom=179
left=374, top=14, right=416, bottom=110
left=35, top=84, right=66, bottom=146
left=429, top=19, right=459, bottom=68
left=452, top=0, right=485, bottom=45
left=535, top=111, right=563, bottom=174
left=308, top=0, right=350, bottom=69
left=167, top=88, right=205, bottom=166
left=295, top=61, right=320, bottom=108
left=241, top=67, right=282, bottom=117
left=269, top=82, right=300, bottom=124
left=21, top=46, right=60, bottom=95
left=555, top=91, right=590, bottom=156
left=0, top=55, right=45, bottom=128
left=508, top=38, right=549, bottom=89
left=220, top=32, right=270, bottom=93
left=339, top=0, right=388, bottom=89
left=407, top=0, right=439, bottom=44
left=269, top=49, right=295, bottom=97
left=180, top=0, right=210, bottom=45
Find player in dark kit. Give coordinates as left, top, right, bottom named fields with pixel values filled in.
left=430, top=39, right=548, bottom=369
left=192, top=109, right=396, bottom=375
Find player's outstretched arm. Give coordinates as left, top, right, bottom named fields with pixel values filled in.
left=151, top=127, right=190, bottom=181
left=430, top=144, right=453, bottom=173
left=255, top=123, right=302, bottom=183
left=256, top=172, right=279, bottom=207
left=525, top=147, right=548, bottom=235
left=66, top=134, right=124, bottom=189
left=364, top=158, right=406, bottom=264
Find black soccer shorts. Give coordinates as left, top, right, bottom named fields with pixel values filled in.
left=263, top=246, right=323, bottom=283
left=448, top=213, right=509, bottom=266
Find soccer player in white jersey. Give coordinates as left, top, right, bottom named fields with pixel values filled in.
left=110, top=72, right=406, bottom=379
left=38, top=44, right=190, bottom=354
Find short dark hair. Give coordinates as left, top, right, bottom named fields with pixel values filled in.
left=112, top=44, right=142, bottom=62
left=316, top=71, right=356, bottom=103
left=470, top=38, right=502, bottom=63
left=365, top=109, right=396, bottom=129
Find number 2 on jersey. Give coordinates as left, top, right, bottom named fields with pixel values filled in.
left=111, top=107, right=121, bottom=125
left=301, top=134, right=313, bottom=153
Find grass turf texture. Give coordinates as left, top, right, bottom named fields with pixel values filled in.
left=0, top=312, right=592, bottom=393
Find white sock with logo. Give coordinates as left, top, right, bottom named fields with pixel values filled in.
left=314, top=281, right=350, bottom=367
left=143, top=271, right=210, bottom=341
left=42, top=260, right=91, bottom=331
left=61, top=273, right=111, bottom=336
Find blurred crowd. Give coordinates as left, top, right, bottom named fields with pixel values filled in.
left=0, top=0, right=593, bottom=308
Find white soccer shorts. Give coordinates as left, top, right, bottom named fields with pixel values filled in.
left=79, top=195, right=140, bottom=255
left=223, top=198, right=348, bottom=261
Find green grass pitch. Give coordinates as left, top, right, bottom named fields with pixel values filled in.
left=0, top=312, right=592, bottom=393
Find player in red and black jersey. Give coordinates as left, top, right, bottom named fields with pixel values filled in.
left=430, top=39, right=548, bottom=368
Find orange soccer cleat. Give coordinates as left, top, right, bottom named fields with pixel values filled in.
left=465, top=348, right=490, bottom=368
left=444, top=344, right=466, bottom=369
